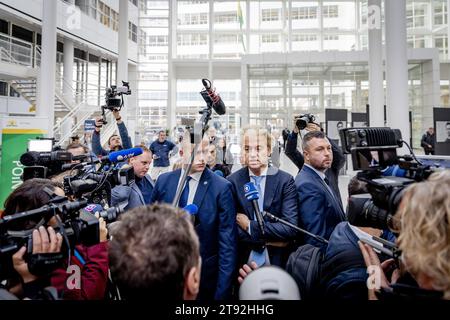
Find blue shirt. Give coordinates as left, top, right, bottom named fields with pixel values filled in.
left=135, top=176, right=152, bottom=204
left=150, top=139, right=176, bottom=167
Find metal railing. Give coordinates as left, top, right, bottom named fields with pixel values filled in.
left=0, top=35, right=107, bottom=146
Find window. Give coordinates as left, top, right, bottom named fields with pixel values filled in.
left=129, top=22, right=138, bottom=43
left=292, top=6, right=317, bottom=20
left=215, top=12, right=238, bottom=24
left=148, top=35, right=168, bottom=46
left=323, top=5, right=338, bottom=18
left=261, top=9, right=280, bottom=22
left=129, top=0, right=138, bottom=7
left=324, top=35, right=339, bottom=41
left=0, top=81, right=8, bottom=96
left=261, top=34, right=279, bottom=43
left=292, top=34, right=317, bottom=42
left=98, top=1, right=111, bottom=28
left=111, top=10, right=119, bottom=32
left=0, top=19, right=8, bottom=34
left=178, top=13, right=208, bottom=25
left=434, top=1, right=447, bottom=26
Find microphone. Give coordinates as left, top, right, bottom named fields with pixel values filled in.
left=201, top=79, right=226, bottom=115
left=243, top=182, right=265, bottom=237
left=183, top=204, right=199, bottom=226
left=214, top=170, right=224, bottom=177
left=61, top=159, right=100, bottom=171
left=105, top=147, right=143, bottom=163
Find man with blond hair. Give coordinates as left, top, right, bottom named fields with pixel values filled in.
left=227, top=125, right=299, bottom=268
left=150, top=131, right=237, bottom=301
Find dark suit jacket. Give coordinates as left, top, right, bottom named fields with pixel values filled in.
left=285, top=132, right=346, bottom=204
left=227, top=166, right=299, bottom=267
left=111, top=174, right=154, bottom=211
left=150, top=168, right=237, bottom=301
left=295, top=165, right=346, bottom=252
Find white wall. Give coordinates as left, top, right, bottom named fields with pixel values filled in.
left=0, top=96, right=34, bottom=115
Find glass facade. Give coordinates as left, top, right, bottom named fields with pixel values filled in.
left=135, top=0, right=450, bottom=149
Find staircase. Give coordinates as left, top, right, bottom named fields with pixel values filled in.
left=0, top=34, right=118, bottom=147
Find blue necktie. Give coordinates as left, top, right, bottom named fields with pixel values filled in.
left=248, top=175, right=269, bottom=266
left=178, top=176, right=192, bottom=208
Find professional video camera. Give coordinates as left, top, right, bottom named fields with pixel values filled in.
left=294, top=113, right=316, bottom=131
left=63, top=148, right=140, bottom=206
left=101, top=81, right=131, bottom=125
left=341, top=127, right=437, bottom=230
left=0, top=195, right=96, bottom=279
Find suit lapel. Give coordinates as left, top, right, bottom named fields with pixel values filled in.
left=132, top=182, right=145, bottom=205
left=193, top=169, right=211, bottom=209
left=263, top=166, right=279, bottom=211
left=168, top=170, right=182, bottom=203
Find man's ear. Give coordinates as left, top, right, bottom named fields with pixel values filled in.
left=183, top=266, right=200, bottom=300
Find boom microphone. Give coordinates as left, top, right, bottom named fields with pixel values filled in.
left=201, top=79, right=226, bottom=115
left=243, top=182, right=265, bottom=237
left=105, top=147, right=143, bottom=163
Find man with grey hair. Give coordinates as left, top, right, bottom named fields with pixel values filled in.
left=295, top=131, right=346, bottom=252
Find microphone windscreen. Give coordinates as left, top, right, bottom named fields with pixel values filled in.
left=82, top=204, right=104, bottom=215
left=183, top=204, right=198, bottom=216
left=20, top=151, right=39, bottom=166
left=244, top=182, right=259, bottom=201
left=214, top=170, right=224, bottom=177
left=108, top=147, right=143, bottom=163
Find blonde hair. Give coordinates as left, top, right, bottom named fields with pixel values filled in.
left=241, top=125, right=272, bottom=151
left=395, top=170, right=450, bottom=299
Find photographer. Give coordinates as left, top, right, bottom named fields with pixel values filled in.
left=285, top=118, right=345, bottom=203
left=2, top=178, right=109, bottom=300
left=111, top=146, right=154, bottom=211
left=359, top=171, right=450, bottom=300
left=149, top=130, right=176, bottom=181
left=92, top=110, right=132, bottom=157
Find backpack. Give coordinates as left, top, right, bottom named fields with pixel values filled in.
left=285, top=244, right=366, bottom=300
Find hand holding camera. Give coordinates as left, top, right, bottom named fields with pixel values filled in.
left=12, top=226, right=63, bottom=283
left=95, top=117, right=104, bottom=132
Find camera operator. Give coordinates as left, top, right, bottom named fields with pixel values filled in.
left=109, top=204, right=201, bottom=300
left=285, top=118, right=345, bottom=204
left=359, top=171, right=450, bottom=300
left=111, top=146, right=154, bottom=211
left=2, top=178, right=109, bottom=300
left=92, top=109, right=132, bottom=157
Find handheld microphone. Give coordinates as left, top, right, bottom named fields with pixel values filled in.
left=214, top=170, right=224, bottom=177
left=105, top=147, right=143, bottom=163
left=201, top=79, right=226, bottom=115
left=183, top=204, right=199, bottom=226
left=243, top=182, right=265, bottom=237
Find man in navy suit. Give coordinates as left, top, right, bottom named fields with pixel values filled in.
left=151, top=134, right=237, bottom=301
left=111, top=146, right=154, bottom=211
left=295, top=131, right=346, bottom=252
left=228, top=125, right=299, bottom=268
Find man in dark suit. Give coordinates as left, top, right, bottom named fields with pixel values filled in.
left=285, top=122, right=345, bottom=204
left=228, top=125, right=299, bottom=268
left=111, top=146, right=154, bottom=211
left=295, top=131, right=346, bottom=252
left=151, top=135, right=237, bottom=301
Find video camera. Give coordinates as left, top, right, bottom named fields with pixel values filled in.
left=63, top=163, right=134, bottom=206
left=101, top=81, right=131, bottom=125
left=295, top=113, right=316, bottom=131
left=19, top=138, right=83, bottom=180
left=341, top=127, right=437, bottom=230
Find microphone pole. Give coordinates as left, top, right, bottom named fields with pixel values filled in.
left=172, top=89, right=215, bottom=208
left=262, top=211, right=329, bottom=244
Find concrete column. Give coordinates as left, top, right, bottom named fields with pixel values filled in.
left=38, top=0, right=58, bottom=137
left=63, top=39, right=74, bottom=103
left=241, top=62, right=249, bottom=126
left=319, top=78, right=324, bottom=110
left=447, top=0, right=450, bottom=61
left=127, top=64, right=138, bottom=145
left=118, top=0, right=129, bottom=123
left=167, top=0, right=177, bottom=130
left=385, top=0, right=410, bottom=146
left=368, top=0, right=384, bottom=126
left=421, top=55, right=440, bottom=137
left=355, top=79, right=362, bottom=112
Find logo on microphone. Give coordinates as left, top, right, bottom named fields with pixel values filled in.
left=244, top=185, right=250, bottom=193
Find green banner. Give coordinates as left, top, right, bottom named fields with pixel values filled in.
left=0, top=129, right=44, bottom=209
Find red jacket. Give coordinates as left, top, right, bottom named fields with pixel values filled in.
left=50, top=241, right=109, bottom=300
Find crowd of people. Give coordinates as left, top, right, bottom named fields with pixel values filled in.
left=1, top=110, right=449, bottom=302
